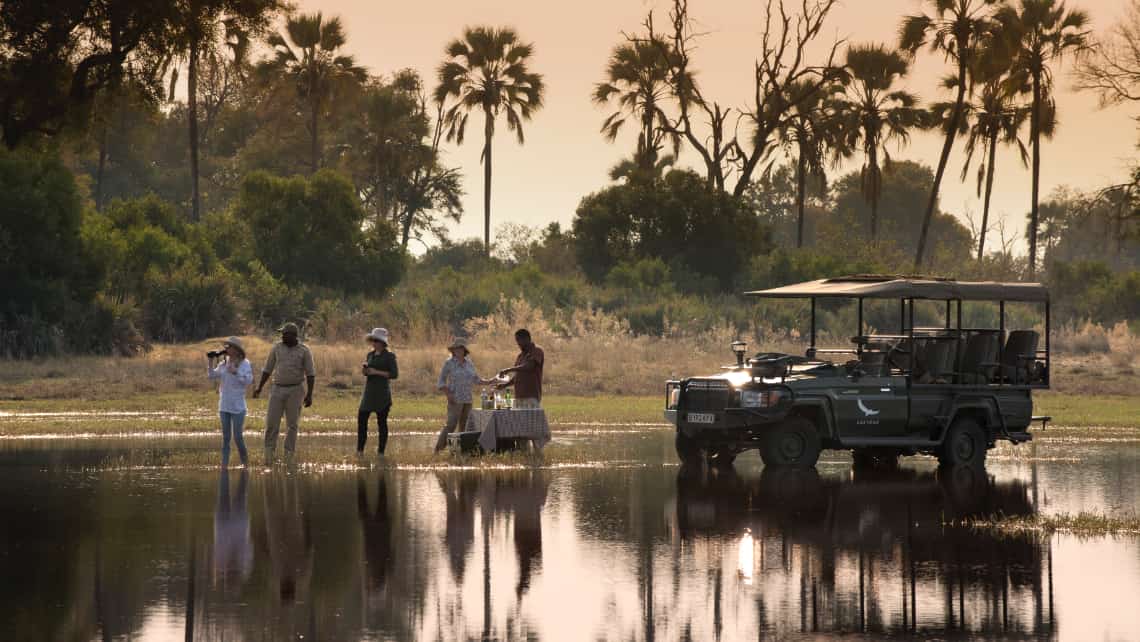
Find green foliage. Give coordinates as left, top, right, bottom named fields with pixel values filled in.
left=573, top=169, right=772, bottom=290
left=1048, top=260, right=1140, bottom=324
left=142, top=265, right=236, bottom=342
left=232, top=170, right=405, bottom=292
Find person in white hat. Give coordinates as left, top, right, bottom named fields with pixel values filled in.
left=206, top=336, right=253, bottom=467
left=433, top=337, right=494, bottom=453
left=358, top=327, right=398, bottom=456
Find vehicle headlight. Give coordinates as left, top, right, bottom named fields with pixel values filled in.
left=740, top=389, right=785, bottom=408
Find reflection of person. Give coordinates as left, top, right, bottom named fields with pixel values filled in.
left=358, top=328, right=398, bottom=456
left=433, top=338, right=494, bottom=453
left=437, top=472, right=479, bottom=582
left=207, top=336, right=253, bottom=467
left=494, top=329, right=545, bottom=409
left=262, top=472, right=313, bottom=603
left=357, top=474, right=393, bottom=590
left=213, top=469, right=253, bottom=586
left=254, top=323, right=316, bottom=463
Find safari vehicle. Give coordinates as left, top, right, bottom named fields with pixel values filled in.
left=664, top=275, right=1052, bottom=468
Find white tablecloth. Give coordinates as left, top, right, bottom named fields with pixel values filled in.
left=467, top=409, right=551, bottom=452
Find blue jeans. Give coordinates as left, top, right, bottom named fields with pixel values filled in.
left=220, top=411, right=248, bottom=466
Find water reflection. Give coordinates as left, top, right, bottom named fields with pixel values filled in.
left=2, top=443, right=1139, bottom=640
left=672, top=465, right=1049, bottom=637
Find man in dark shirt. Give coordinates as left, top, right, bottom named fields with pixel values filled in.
left=497, top=328, right=545, bottom=408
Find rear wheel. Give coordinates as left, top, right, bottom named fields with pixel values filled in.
left=675, top=431, right=703, bottom=466
left=760, top=417, right=821, bottom=467
left=939, top=417, right=987, bottom=467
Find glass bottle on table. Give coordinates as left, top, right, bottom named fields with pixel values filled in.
left=506, top=389, right=513, bottom=409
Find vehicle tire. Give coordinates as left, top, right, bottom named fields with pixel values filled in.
left=760, top=416, right=821, bottom=467
left=939, top=417, right=987, bottom=467
left=675, top=431, right=704, bottom=466
left=851, top=448, right=899, bottom=471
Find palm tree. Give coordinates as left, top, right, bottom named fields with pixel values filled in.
left=593, top=37, right=677, bottom=175
left=265, top=12, right=367, bottom=174
left=163, top=0, right=279, bottom=221
left=992, top=0, right=1089, bottom=278
left=900, top=0, right=997, bottom=269
left=956, top=63, right=1031, bottom=260
left=434, top=26, right=544, bottom=256
left=608, top=148, right=676, bottom=184
left=776, top=79, right=841, bottom=248
left=833, top=44, right=924, bottom=240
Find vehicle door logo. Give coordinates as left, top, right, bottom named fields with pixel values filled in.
left=857, top=399, right=880, bottom=417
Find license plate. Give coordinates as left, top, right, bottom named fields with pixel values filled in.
left=687, top=412, right=716, bottom=424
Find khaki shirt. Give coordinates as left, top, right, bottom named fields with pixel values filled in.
left=263, top=343, right=316, bottom=386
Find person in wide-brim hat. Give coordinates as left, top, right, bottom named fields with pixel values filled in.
left=433, top=337, right=495, bottom=453
left=358, top=327, right=398, bottom=457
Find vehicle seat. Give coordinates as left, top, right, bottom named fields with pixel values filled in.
left=1000, top=330, right=1040, bottom=384
left=916, top=340, right=954, bottom=383
left=956, top=333, right=999, bottom=384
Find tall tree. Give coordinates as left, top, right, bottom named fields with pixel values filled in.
left=992, top=0, right=1090, bottom=278
left=264, top=12, right=367, bottom=174
left=956, top=63, right=1031, bottom=260
left=163, top=0, right=280, bottom=221
left=593, top=37, right=677, bottom=174
left=434, top=26, right=545, bottom=256
left=900, top=0, right=997, bottom=269
left=833, top=44, right=924, bottom=239
left=1076, top=0, right=1140, bottom=105
left=775, top=79, right=841, bottom=248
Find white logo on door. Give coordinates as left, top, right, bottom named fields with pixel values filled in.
left=857, top=399, right=880, bottom=417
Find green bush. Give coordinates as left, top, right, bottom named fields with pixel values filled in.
left=142, top=266, right=236, bottom=342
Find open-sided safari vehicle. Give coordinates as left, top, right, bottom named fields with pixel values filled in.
left=664, top=275, right=1052, bottom=468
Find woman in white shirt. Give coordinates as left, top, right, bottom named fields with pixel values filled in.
left=207, top=336, right=254, bottom=467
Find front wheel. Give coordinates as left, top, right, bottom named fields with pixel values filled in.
left=939, top=417, right=988, bottom=467
left=760, top=417, right=821, bottom=468
left=675, top=431, right=703, bottom=466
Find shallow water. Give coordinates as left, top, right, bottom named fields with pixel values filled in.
left=1, top=426, right=1138, bottom=641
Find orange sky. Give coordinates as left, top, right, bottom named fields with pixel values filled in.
left=299, top=0, right=1138, bottom=252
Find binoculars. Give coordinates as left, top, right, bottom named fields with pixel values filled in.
left=206, top=349, right=227, bottom=358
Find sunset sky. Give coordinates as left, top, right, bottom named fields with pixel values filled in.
left=298, top=0, right=1138, bottom=252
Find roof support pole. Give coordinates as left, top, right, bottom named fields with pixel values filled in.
left=999, top=300, right=1006, bottom=386
left=1044, top=300, right=1051, bottom=386
left=945, top=300, right=951, bottom=329
left=810, top=297, right=817, bottom=349
left=857, top=298, right=864, bottom=357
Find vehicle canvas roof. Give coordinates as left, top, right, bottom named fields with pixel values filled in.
left=744, top=275, right=1049, bottom=302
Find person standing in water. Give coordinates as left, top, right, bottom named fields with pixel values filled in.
left=207, top=336, right=253, bottom=467
left=254, top=323, right=316, bottom=463
left=359, top=327, right=398, bottom=457
left=433, top=337, right=492, bottom=453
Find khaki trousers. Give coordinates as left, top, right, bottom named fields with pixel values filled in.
left=266, top=384, right=305, bottom=455
left=434, top=401, right=472, bottom=452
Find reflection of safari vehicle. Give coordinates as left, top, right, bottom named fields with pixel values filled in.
left=664, top=276, right=1052, bottom=468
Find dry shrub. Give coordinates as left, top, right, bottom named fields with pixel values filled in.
left=1054, top=321, right=1111, bottom=355
left=1107, top=322, right=1138, bottom=369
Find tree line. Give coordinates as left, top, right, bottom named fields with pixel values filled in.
left=1, top=0, right=1138, bottom=357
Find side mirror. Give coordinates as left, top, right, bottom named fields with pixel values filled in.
left=731, top=340, right=747, bottom=366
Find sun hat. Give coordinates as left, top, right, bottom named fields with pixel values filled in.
left=448, top=337, right=470, bottom=353
left=366, top=327, right=390, bottom=345
left=223, top=336, right=245, bottom=351
left=277, top=322, right=300, bottom=335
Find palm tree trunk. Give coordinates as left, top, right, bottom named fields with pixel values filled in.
left=869, top=146, right=880, bottom=240
left=978, top=130, right=998, bottom=261
left=482, top=108, right=494, bottom=257
left=309, top=62, right=320, bottom=174
left=188, top=34, right=201, bottom=222
left=1028, top=72, right=1042, bottom=279
left=796, top=147, right=807, bottom=248
left=915, top=58, right=968, bottom=269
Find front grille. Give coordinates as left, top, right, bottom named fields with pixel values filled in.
left=683, top=379, right=733, bottom=411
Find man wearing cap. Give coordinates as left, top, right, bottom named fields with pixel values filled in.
left=433, top=337, right=490, bottom=453
left=254, top=322, right=316, bottom=462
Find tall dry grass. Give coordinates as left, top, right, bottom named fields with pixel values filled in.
left=2, top=300, right=1136, bottom=401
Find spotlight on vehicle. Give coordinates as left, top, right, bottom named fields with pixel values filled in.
left=731, top=340, right=747, bottom=366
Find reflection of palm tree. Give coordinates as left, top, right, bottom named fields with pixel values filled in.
left=263, top=12, right=367, bottom=173
left=833, top=45, right=924, bottom=239
left=991, top=0, right=1090, bottom=277
left=434, top=26, right=545, bottom=256
left=357, top=474, right=393, bottom=590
